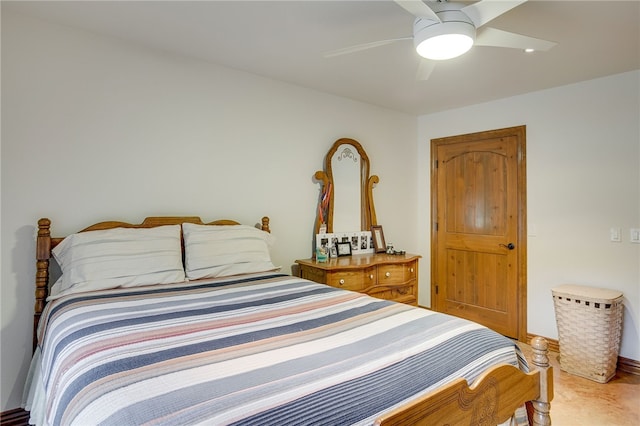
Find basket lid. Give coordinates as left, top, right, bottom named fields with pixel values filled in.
left=552, top=284, right=623, bottom=301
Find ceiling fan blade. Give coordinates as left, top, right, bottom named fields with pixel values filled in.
left=323, top=37, right=411, bottom=58
left=394, top=0, right=440, bottom=22
left=462, top=0, right=527, bottom=28
left=475, top=27, right=557, bottom=51
left=416, top=59, right=436, bottom=81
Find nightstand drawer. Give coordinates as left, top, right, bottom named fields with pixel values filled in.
left=299, top=265, right=327, bottom=283
left=378, top=264, right=405, bottom=284
left=378, top=261, right=417, bottom=284
left=327, top=268, right=376, bottom=291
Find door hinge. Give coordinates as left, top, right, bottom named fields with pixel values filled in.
left=435, top=285, right=438, bottom=295
left=435, top=222, right=439, bottom=232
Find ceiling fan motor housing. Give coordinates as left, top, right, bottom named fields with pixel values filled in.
left=413, top=5, right=476, bottom=60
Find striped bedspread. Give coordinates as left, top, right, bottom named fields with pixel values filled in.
left=25, top=273, right=528, bottom=425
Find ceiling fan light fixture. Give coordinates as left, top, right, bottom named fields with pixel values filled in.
left=414, top=20, right=476, bottom=60
left=416, top=33, right=474, bottom=60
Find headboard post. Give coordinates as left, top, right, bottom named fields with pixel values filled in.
left=34, top=218, right=52, bottom=351
left=261, top=216, right=271, bottom=233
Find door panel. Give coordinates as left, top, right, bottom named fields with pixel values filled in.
left=444, top=151, right=507, bottom=236
left=432, top=127, right=526, bottom=340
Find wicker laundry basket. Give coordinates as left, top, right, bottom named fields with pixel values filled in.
left=552, top=284, right=624, bottom=383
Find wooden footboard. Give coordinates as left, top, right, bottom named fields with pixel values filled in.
left=375, top=336, right=553, bottom=426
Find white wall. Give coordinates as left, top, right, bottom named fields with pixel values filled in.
left=417, top=70, right=640, bottom=362
left=0, top=11, right=418, bottom=410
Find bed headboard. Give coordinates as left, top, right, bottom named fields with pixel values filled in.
left=33, top=216, right=270, bottom=351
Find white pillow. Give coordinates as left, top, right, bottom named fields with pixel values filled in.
left=182, top=223, right=279, bottom=280
left=50, top=225, right=185, bottom=299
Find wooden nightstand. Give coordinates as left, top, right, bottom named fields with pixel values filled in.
left=295, top=253, right=420, bottom=306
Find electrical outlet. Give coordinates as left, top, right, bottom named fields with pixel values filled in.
left=631, top=228, right=640, bottom=244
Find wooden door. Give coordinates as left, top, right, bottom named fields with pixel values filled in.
left=431, top=126, right=526, bottom=341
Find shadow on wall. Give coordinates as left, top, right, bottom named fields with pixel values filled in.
left=1, top=225, right=36, bottom=408
left=621, top=301, right=639, bottom=358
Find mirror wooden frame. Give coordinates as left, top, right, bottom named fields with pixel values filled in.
left=314, top=138, right=379, bottom=235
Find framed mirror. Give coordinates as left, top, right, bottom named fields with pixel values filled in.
left=315, top=138, right=378, bottom=234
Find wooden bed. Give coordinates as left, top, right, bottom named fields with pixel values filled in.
left=29, top=216, right=552, bottom=426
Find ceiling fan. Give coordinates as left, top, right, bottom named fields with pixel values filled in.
left=325, top=0, right=557, bottom=80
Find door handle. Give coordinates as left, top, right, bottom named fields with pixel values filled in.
left=500, top=243, right=515, bottom=250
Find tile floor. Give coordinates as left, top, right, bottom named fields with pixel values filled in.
left=519, top=343, right=639, bottom=426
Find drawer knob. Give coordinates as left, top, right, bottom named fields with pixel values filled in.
left=385, top=272, right=391, bottom=278
left=410, top=268, right=414, bottom=273
left=339, top=279, right=345, bottom=285
left=369, top=274, right=374, bottom=280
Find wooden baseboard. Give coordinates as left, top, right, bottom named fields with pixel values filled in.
left=617, top=356, right=640, bottom=375
left=526, top=333, right=640, bottom=376
left=0, top=408, right=29, bottom=426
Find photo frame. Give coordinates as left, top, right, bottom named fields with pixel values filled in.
left=317, top=231, right=373, bottom=257
left=317, top=235, right=330, bottom=251
left=336, top=241, right=352, bottom=257
left=356, top=231, right=373, bottom=254
left=350, top=234, right=359, bottom=252
left=371, top=225, right=386, bottom=253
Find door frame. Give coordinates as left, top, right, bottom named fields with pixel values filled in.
left=430, top=125, right=528, bottom=342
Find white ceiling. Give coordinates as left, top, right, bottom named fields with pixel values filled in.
left=5, top=0, right=640, bottom=115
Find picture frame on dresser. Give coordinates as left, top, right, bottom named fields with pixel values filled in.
left=353, top=231, right=373, bottom=254
left=371, top=225, right=386, bottom=253
left=317, top=232, right=373, bottom=257
left=336, top=241, right=352, bottom=257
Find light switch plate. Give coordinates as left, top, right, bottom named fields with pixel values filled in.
left=631, top=228, right=640, bottom=244
left=610, top=227, right=622, bottom=242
